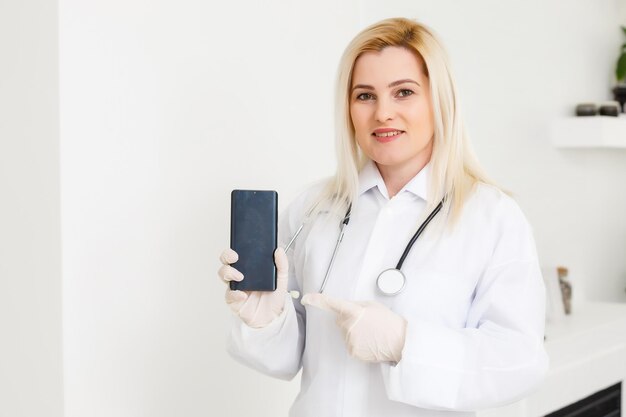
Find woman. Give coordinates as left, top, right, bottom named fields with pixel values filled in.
left=218, top=17, right=548, bottom=416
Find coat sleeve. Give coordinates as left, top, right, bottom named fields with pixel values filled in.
left=227, top=294, right=305, bottom=380
left=226, top=195, right=308, bottom=381
left=381, top=196, right=549, bottom=411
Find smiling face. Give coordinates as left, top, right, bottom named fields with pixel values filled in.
left=350, top=46, right=434, bottom=179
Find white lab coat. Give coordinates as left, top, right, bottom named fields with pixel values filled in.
left=228, top=162, right=549, bottom=417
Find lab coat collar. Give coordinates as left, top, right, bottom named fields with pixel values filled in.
left=358, top=160, right=430, bottom=201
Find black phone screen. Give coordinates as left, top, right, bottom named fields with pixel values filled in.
left=229, top=190, right=277, bottom=291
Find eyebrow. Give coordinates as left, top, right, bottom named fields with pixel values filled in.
left=351, top=78, right=420, bottom=92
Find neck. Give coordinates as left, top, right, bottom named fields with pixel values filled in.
left=376, top=155, right=430, bottom=198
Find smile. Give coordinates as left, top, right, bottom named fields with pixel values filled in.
left=372, top=129, right=404, bottom=143
left=373, top=130, right=404, bottom=138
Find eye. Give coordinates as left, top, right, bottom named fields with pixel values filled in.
left=396, top=89, right=414, bottom=98
left=355, top=92, right=375, bottom=101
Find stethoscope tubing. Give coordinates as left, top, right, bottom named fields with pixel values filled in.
left=395, top=199, right=444, bottom=270
left=284, top=198, right=445, bottom=295
left=319, top=205, right=352, bottom=293
left=284, top=223, right=304, bottom=253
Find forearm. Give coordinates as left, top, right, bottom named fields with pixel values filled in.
left=381, top=319, right=548, bottom=411
left=382, top=259, right=549, bottom=411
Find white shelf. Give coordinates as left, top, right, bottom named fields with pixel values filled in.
left=551, top=116, right=626, bottom=148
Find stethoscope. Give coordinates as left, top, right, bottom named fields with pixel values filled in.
left=284, top=199, right=444, bottom=296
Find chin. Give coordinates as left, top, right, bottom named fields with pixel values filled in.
left=368, top=152, right=407, bottom=168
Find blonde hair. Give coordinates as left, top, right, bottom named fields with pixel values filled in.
left=310, top=17, right=495, bottom=226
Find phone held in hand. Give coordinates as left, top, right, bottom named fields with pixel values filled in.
left=230, top=190, right=278, bottom=291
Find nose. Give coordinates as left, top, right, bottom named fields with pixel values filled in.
left=374, top=96, right=394, bottom=122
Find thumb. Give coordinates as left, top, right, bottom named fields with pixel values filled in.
left=301, top=293, right=362, bottom=317
left=274, top=247, right=288, bottom=292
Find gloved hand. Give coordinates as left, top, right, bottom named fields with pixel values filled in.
left=218, top=248, right=289, bottom=329
left=302, top=293, right=407, bottom=363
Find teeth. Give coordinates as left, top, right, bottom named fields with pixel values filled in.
left=374, top=131, right=402, bottom=137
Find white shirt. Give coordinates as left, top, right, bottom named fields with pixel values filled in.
left=228, top=162, right=549, bottom=417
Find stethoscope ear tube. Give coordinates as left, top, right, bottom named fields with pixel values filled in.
left=319, top=205, right=352, bottom=294
left=284, top=223, right=304, bottom=252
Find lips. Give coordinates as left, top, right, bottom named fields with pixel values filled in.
left=372, top=128, right=404, bottom=143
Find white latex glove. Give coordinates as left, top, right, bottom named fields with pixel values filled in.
left=302, top=293, right=407, bottom=363
left=218, top=248, right=289, bottom=329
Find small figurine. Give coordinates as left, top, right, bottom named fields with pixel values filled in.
left=557, top=266, right=572, bottom=315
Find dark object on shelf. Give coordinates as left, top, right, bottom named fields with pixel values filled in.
left=575, top=103, right=598, bottom=116
left=599, top=102, right=620, bottom=117
left=613, top=85, right=626, bottom=113
left=544, top=382, right=621, bottom=417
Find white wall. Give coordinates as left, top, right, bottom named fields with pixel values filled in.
left=0, top=1, right=63, bottom=416
left=363, top=0, right=626, bottom=304
left=0, top=0, right=626, bottom=417
left=60, top=1, right=360, bottom=416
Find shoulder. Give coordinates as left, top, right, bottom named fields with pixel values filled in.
left=465, top=183, right=528, bottom=226
left=461, top=183, right=538, bottom=264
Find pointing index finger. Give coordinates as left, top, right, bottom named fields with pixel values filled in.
left=301, top=293, right=361, bottom=317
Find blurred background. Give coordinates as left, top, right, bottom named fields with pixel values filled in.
left=1, top=0, right=625, bottom=416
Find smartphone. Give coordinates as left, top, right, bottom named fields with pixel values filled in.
left=230, top=190, right=278, bottom=291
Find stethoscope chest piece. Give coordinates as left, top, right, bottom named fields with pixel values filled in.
left=376, top=268, right=406, bottom=296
